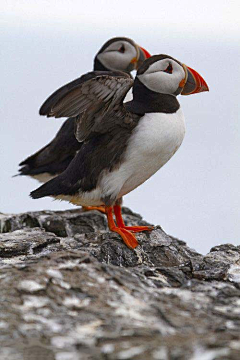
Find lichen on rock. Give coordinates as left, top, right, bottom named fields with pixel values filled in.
left=0, top=208, right=240, bottom=359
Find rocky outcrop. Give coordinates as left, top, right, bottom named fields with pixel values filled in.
left=0, top=208, right=240, bottom=360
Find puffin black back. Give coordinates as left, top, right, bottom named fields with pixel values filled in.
left=30, top=115, right=140, bottom=200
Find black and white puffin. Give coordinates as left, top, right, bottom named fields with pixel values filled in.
left=30, top=54, right=209, bottom=249
left=18, top=37, right=150, bottom=189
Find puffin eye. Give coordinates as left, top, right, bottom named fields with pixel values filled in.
left=164, top=63, right=173, bottom=74
left=118, top=45, right=125, bottom=53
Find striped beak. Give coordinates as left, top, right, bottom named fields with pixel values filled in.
left=136, top=46, right=151, bottom=69
left=181, top=65, right=209, bottom=95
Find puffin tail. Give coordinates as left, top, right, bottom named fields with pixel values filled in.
left=30, top=177, right=59, bottom=199
left=30, top=184, right=49, bottom=199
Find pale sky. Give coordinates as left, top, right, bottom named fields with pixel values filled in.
left=1, top=0, right=240, bottom=253
left=2, top=0, right=240, bottom=40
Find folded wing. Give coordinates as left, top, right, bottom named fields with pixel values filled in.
left=31, top=73, right=138, bottom=201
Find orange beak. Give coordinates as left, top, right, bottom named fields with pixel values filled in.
left=181, top=65, right=209, bottom=95
left=136, top=46, right=151, bottom=69
left=139, top=46, right=151, bottom=59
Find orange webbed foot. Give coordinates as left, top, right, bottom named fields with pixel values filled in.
left=105, top=206, right=139, bottom=249
left=112, top=227, right=139, bottom=249
left=121, top=225, right=154, bottom=233
left=82, top=206, right=106, bottom=214
left=113, top=205, right=154, bottom=233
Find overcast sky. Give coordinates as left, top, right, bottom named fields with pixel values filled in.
left=1, top=0, right=239, bottom=253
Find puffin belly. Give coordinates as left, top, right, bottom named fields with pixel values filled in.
left=54, top=189, right=104, bottom=207
left=118, top=109, right=186, bottom=197
left=54, top=109, right=185, bottom=207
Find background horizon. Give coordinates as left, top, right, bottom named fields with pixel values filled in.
left=1, top=0, right=239, bottom=254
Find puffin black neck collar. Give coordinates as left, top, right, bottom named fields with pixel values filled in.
left=125, top=77, right=180, bottom=115
left=93, top=57, right=109, bottom=71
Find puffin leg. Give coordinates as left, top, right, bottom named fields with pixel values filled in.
left=82, top=206, right=106, bottom=214
left=105, top=206, right=139, bottom=249
left=113, top=205, right=154, bottom=233
left=113, top=204, right=125, bottom=227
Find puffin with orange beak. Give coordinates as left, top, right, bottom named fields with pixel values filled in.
left=18, top=37, right=151, bottom=191
left=181, top=65, right=209, bottom=95
left=30, top=54, right=209, bottom=249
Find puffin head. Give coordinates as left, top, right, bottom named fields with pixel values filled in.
left=94, top=37, right=151, bottom=73
left=136, top=54, right=209, bottom=96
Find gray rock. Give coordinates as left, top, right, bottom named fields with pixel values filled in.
left=0, top=208, right=240, bottom=359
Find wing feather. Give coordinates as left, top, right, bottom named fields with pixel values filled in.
left=50, top=75, right=132, bottom=118
left=39, top=70, right=132, bottom=116
left=39, top=70, right=134, bottom=143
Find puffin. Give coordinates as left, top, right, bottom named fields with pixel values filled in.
left=18, top=37, right=150, bottom=189
left=30, top=54, right=209, bottom=249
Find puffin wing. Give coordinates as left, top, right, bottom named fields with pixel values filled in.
left=39, top=71, right=132, bottom=117
left=40, top=71, right=114, bottom=115
left=74, top=74, right=134, bottom=141
left=30, top=104, right=140, bottom=201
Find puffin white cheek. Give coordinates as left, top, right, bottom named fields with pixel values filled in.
left=97, top=52, right=131, bottom=71
left=138, top=72, right=178, bottom=94
left=172, top=65, right=186, bottom=87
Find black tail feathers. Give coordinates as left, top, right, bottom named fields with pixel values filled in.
left=30, top=174, right=69, bottom=199
left=30, top=179, right=56, bottom=199
left=30, top=186, right=48, bottom=199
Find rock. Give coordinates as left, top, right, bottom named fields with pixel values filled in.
left=0, top=208, right=240, bottom=359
